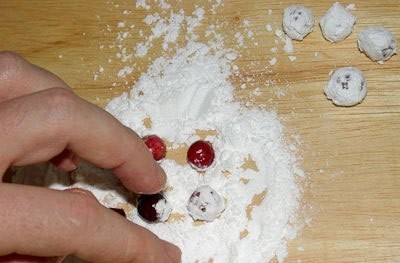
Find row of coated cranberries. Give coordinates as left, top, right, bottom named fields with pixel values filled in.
left=137, top=135, right=215, bottom=222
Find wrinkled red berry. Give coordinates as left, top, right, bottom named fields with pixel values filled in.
left=187, top=140, right=215, bottom=171
left=143, top=135, right=167, bottom=161
left=137, top=193, right=172, bottom=223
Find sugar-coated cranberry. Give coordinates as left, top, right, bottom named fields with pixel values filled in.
left=187, top=140, right=215, bottom=171
left=187, top=185, right=225, bottom=222
left=143, top=135, right=167, bottom=161
left=137, top=193, right=172, bottom=223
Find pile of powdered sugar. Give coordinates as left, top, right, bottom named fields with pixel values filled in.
left=104, top=40, right=304, bottom=262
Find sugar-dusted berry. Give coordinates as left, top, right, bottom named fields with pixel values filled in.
left=137, top=193, right=172, bottom=223
left=187, top=140, right=215, bottom=171
left=143, top=135, right=167, bottom=161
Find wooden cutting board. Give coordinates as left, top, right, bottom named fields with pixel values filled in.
left=0, top=0, right=399, bottom=262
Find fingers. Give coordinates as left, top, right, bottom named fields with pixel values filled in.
left=50, top=149, right=80, bottom=172
left=0, top=52, right=178, bottom=263
left=0, top=51, right=165, bottom=193
left=0, top=184, right=181, bottom=262
left=0, top=52, right=79, bottom=172
left=0, top=88, right=166, bottom=194
left=0, top=51, right=70, bottom=103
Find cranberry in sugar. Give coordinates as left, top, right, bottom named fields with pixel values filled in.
left=187, top=185, right=225, bottom=222
left=137, top=193, right=172, bottom=223
left=187, top=140, right=215, bottom=171
left=143, top=135, right=167, bottom=161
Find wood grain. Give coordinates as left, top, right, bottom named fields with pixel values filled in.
left=0, top=1, right=399, bottom=262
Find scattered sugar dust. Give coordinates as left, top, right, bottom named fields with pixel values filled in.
left=92, top=0, right=295, bottom=100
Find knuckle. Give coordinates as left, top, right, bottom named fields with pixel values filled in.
left=40, top=87, right=77, bottom=124
left=0, top=51, right=24, bottom=81
left=64, top=190, right=103, bottom=240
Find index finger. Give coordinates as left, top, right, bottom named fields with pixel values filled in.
left=0, top=51, right=166, bottom=194
left=0, top=87, right=166, bottom=194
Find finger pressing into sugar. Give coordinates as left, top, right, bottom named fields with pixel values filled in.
left=0, top=87, right=166, bottom=194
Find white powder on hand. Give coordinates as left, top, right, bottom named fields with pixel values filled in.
left=319, top=2, right=356, bottom=42
left=283, top=5, right=314, bottom=41
left=358, top=26, right=397, bottom=63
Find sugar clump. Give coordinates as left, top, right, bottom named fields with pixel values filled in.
left=319, top=2, right=356, bottom=42
left=358, top=26, right=397, bottom=63
left=283, top=5, right=314, bottom=41
left=324, top=66, right=367, bottom=106
left=187, top=185, right=225, bottom=222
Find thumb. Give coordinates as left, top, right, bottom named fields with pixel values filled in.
left=0, top=184, right=181, bottom=263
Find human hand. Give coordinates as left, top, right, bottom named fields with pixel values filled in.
left=0, top=52, right=181, bottom=262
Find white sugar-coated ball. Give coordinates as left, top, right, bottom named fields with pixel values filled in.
left=324, top=67, right=367, bottom=106
left=283, top=5, right=314, bottom=41
left=358, top=26, right=397, bottom=63
left=319, top=2, right=356, bottom=42
left=187, top=185, right=225, bottom=222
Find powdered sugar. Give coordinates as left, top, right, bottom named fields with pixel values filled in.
left=108, top=42, right=233, bottom=143
left=117, top=66, right=133, bottom=78
left=135, top=8, right=205, bottom=57
left=105, top=39, right=303, bottom=262
left=275, top=29, right=294, bottom=53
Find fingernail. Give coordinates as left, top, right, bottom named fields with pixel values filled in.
left=163, top=241, right=181, bottom=262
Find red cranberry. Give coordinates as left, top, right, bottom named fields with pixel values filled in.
left=137, top=193, right=171, bottom=223
left=187, top=140, right=215, bottom=171
left=143, top=135, right=167, bottom=161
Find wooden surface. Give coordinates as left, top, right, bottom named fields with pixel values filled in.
left=1, top=0, right=399, bottom=262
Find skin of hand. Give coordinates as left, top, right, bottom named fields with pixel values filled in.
left=0, top=51, right=181, bottom=263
